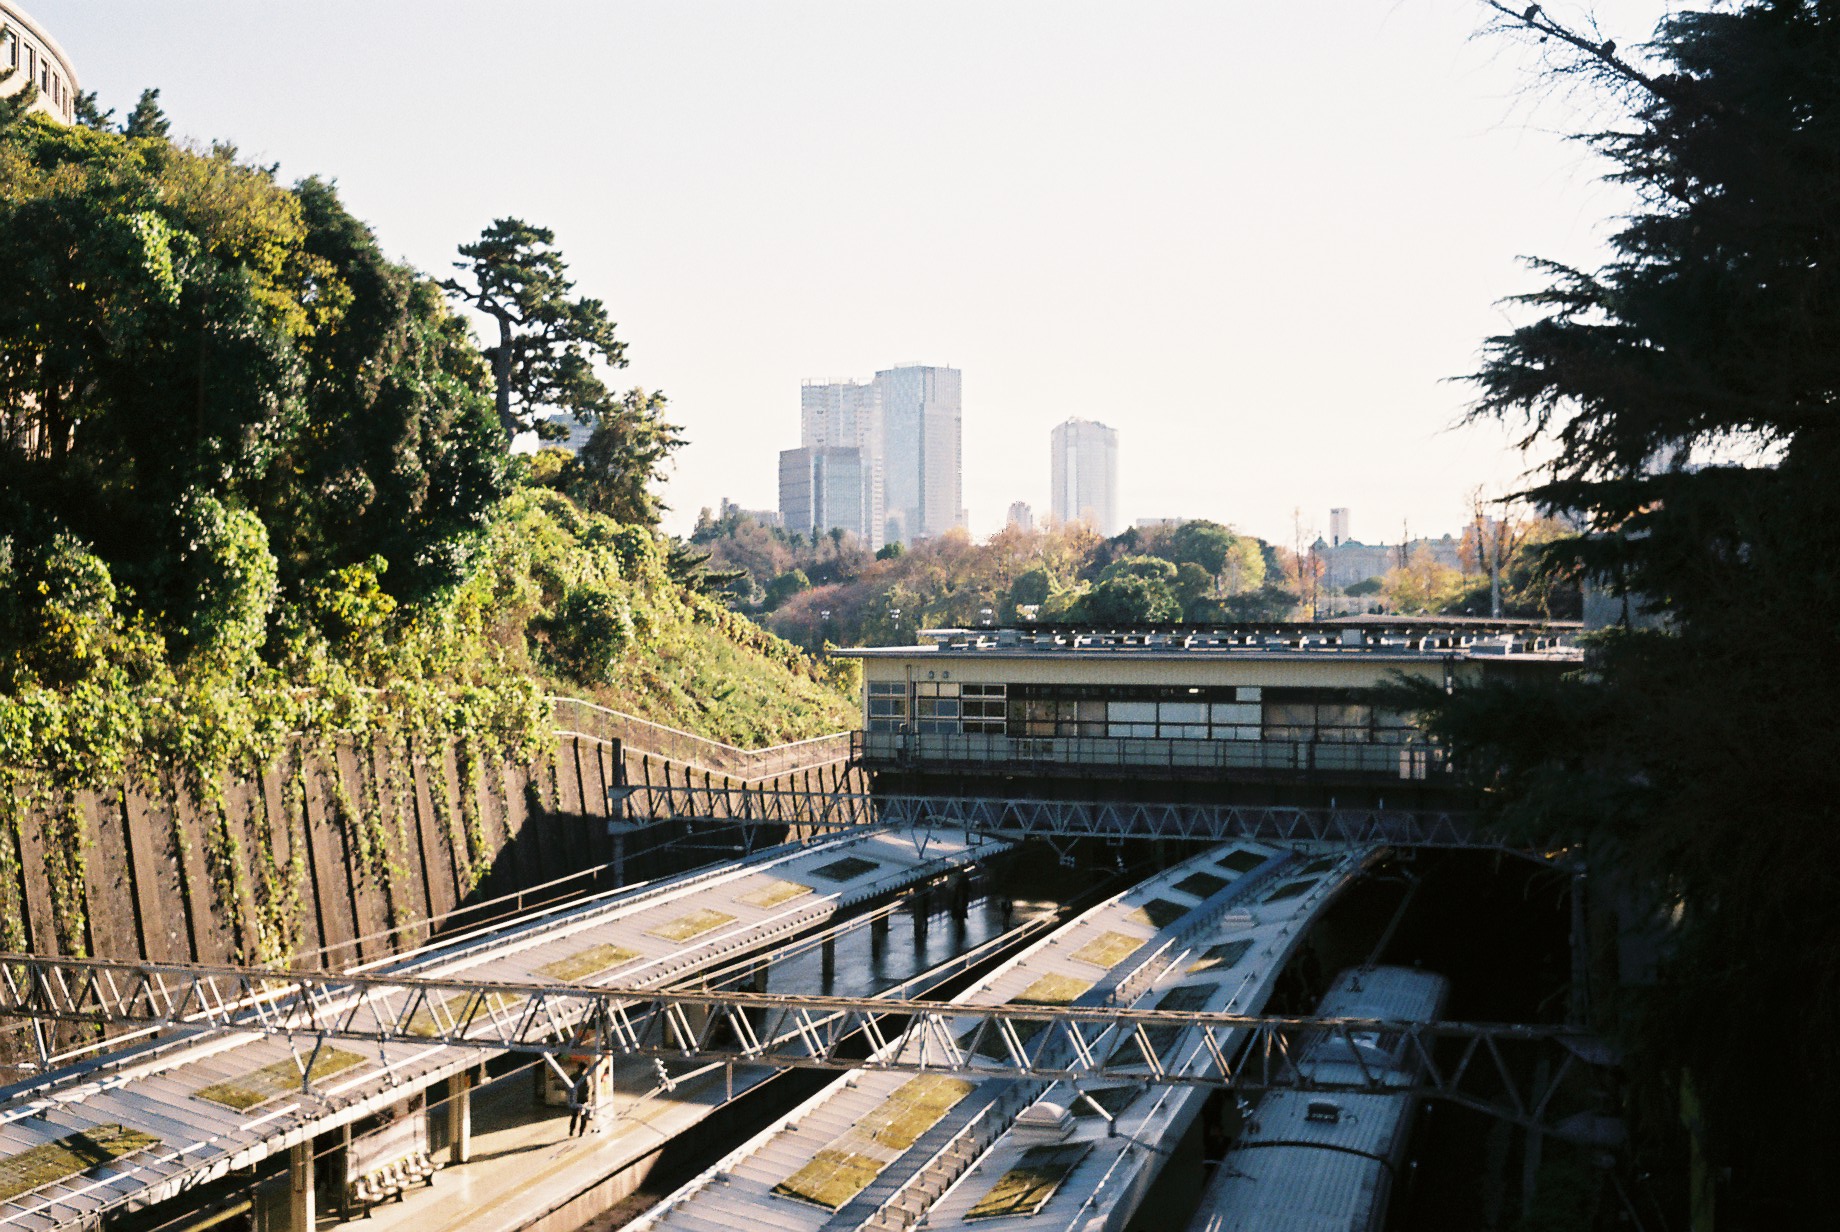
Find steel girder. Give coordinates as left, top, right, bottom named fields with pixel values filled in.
left=0, top=954, right=1600, bottom=1133
left=624, top=785, right=1495, bottom=849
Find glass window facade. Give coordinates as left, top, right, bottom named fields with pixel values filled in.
left=866, top=679, right=1418, bottom=745
left=866, top=680, right=908, bottom=732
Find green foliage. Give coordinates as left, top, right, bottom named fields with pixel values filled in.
left=0, top=119, right=508, bottom=615
left=1454, top=4, right=1840, bottom=1221
left=0, top=101, right=854, bottom=975
left=122, top=90, right=170, bottom=141
left=1083, top=574, right=1181, bottom=624
left=549, top=584, right=635, bottom=683
left=1097, top=555, right=1177, bottom=586
left=442, top=217, right=628, bottom=443
left=764, top=569, right=812, bottom=608
left=875, top=542, right=904, bottom=560
left=1008, top=566, right=1053, bottom=612
left=561, top=386, right=684, bottom=528
left=174, top=492, right=277, bottom=668
left=523, top=447, right=572, bottom=488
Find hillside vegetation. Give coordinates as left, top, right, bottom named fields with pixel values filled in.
left=0, top=93, right=851, bottom=863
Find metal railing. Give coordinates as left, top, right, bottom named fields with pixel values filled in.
left=853, top=729, right=1449, bottom=781
left=552, top=697, right=851, bottom=783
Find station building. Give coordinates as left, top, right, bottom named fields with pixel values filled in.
left=841, top=620, right=1581, bottom=808
left=1, top=3, right=79, bottom=125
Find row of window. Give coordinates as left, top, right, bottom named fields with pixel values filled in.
left=2, top=25, right=72, bottom=116
left=866, top=680, right=1418, bottom=743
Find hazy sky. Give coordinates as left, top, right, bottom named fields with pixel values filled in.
left=31, top=1, right=1674, bottom=544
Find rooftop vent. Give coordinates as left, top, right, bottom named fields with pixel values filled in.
left=1305, top=1100, right=1342, bottom=1124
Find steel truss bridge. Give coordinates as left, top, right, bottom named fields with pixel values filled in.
left=623, top=785, right=1501, bottom=851
left=0, top=954, right=1609, bottom=1135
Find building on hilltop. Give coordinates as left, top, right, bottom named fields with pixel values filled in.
left=1006, top=501, right=1034, bottom=532
left=717, top=497, right=780, bottom=529
left=1316, top=533, right=1464, bottom=592
left=875, top=364, right=962, bottom=544
left=1, top=3, right=79, bottom=125
left=1050, top=417, right=1119, bottom=536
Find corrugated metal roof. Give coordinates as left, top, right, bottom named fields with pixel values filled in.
left=633, top=842, right=1378, bottom=1232
left=0, top=827, right=1003, bottom=1230
left=1183, top=966, right=1449, bottom=1232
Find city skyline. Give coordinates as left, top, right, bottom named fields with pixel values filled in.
left=30, top=0, right=1678, bottom=548
left=781, top=363, right=961, bottom=546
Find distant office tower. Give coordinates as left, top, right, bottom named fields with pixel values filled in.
left=778, top=447, right=878, bottom=547
left=800, top=381, right=884, bottom=549
left=875, top=365, right=962, bottom=543
left=1330, top=507, right=1352, bottom=547
left=1007, top=501, right=1035, bottom=532
left=1050, top=418, right=1119, bottom=536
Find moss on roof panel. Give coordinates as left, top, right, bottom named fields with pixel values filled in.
left=1128, top=898, right=1189, bottom=930
left=772, top=1148, right=886, bottom=1210
left=0, top=1124, right=160, bottom=1204
left=1187, top=939, right=1254, bottom=975
left=740, top=880, right=813, bottom=909
left=1070, top=930, right=1141, bottom=969
left=809, top=855, right=881, bottom=882
left=964, top=1143, right=1092, bottom=1220
left=1013, top=974, right=1092, bottom=1007
left=194, top=1048, right=366, bottom=1110
left=406, top=990, right=519, bottom=1038
left=647, top=909, right=736, bottom=942
left=539, top=943, right=641, bottom=982
left=861, top=1075, right=977, bottom=1150
left=963, top=975, right=1094, bottom=1060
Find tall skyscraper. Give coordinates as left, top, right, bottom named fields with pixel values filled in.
left=1050, top=418, right=1119, bottom=536
left=875, top=365, right=962, bottom=543
left=1007, top=501, right=1035, bottom=532
left=779, top=447, right=878, bottom=547
left=798, top=381, right=883, bottom=548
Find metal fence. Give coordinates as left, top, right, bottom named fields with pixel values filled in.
left=552, top=697, right=852, bottom=783
left=853, top=729, right=1448, bottom=780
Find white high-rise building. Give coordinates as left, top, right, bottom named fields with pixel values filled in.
left=799, top=381, right=884, bottom=548
left=1050, top=418, right=1119, bottom=536
left=1330, top=507, right=1352, bottom=547
left=875, top=365, right=962, bottom=543
left=779, top=447, right=878, bottom=548
left=1007, top=501, right=1035, bottom=532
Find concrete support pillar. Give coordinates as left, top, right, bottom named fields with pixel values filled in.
left=286, top=1140, right=315, bottom=1232
left=821, top=936, right=836, bottom=987
left=337, top=1124, right=355, bottom=1221
left=448, top=1068, right=475, bottom=1165
left=912, top=894, right=930, bottom=946
left=871, top=914, right=888, bottom=955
